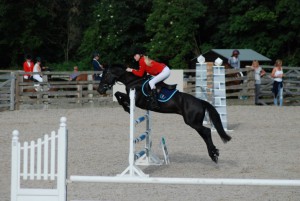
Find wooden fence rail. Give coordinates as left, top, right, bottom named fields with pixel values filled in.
left=183, top=65, right=300, bottom=106
left=0, top=70, right=109, bottom=110
left=1, top=66, right=300, bottom=111
left=0, top=72, right=15, bottom=111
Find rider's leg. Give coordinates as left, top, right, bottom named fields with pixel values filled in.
left=148, top=67, right=171, bottom=109
left=148, top=67, right=171, bottom=89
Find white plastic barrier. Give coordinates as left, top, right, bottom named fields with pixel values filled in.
left=11, top=116, right=300, bottom=201
left=118, top=88, right=164, bottom=177
left=11, top=117, right=67, bottom=201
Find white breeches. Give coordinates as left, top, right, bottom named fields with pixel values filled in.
left=33, top=74, right=43, bottom=82
left=149, top=66, right=171, bottom=89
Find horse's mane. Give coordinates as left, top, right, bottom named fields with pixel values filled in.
left=110, top=63, right=126, bottom=69
left=109, top=63, right=147, bottom=79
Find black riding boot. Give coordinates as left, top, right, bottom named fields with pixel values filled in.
left=149, top=89, right=160, bottom=109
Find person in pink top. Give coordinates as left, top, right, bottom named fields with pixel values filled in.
left=126, top=48, right=171, bottom=109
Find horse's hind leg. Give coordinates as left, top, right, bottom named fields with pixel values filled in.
left=197, top=126, right=219, bottom=163
left=182, top=111, right=219, bottom=163
left=184, top=117, right=219, bottom=162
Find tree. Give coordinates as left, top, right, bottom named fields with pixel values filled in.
left=275, top=0, right=300, bottom=65
left=145, top=0, right=206, bottom=69
left=0, top=0, right=94, bottom=68
left=200, top=0, right=300, bottom=66
left=78, top=0, right=152, bottom=68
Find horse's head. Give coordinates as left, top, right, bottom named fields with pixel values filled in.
left=97, top=64, right=126, bottom=94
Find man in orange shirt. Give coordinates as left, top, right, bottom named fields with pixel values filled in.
left=23, top=54, right=34, bottom=80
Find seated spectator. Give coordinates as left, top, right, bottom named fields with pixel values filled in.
left=69, top=66, right=80, bottom=81
left=23, top=54, right=34, bottom=80
left=33, top=57, right=43, bottom=82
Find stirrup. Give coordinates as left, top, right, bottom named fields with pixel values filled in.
left=149, top=90, right=160, bottom=109
left=150, top=97, right=160, bottom=109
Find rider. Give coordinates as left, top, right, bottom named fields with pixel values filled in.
left=126, top=48, right=171, bottom=109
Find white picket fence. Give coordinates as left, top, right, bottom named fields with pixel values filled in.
left=11, top=117, right=67, bottom=201
left=11, top=116, right=300, bottom=201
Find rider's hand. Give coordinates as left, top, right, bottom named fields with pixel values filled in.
left=126, top=68, right=133, bottom=72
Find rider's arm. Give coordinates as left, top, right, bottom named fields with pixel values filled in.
left=131, top=66, right=146, bottom=77
left=131, top=59, right=147, bottom=77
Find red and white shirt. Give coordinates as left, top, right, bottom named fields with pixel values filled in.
left=132, top=56, right=166, bottom=77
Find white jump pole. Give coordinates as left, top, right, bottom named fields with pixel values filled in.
left=69, top=176, right=300, bottom=187
left=118, top=88, right=150, bottom=177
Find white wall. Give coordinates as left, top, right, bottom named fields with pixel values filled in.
left=112, top=70, right=183, bottom=101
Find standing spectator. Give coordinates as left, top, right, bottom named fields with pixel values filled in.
left=228, top=49, right=240, bottom=69
left=271, top=59, right=284, bottom=106
left=228, top=49, right=246, bottom=99
left=92, top=52, right=104, bottom=81
left=33, top=57, right=43, bottom=82
left=69, top=66, right=80, bottom=81
left=23, top=54, right=34, bottom=80
left=251, top=60, right=266, bottom=105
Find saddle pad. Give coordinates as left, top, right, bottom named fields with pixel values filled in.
left=142, top=79, right=178, bottom=102
left=158, top=87, right=178, bottom=102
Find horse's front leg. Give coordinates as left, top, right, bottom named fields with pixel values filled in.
left=114, top=91, right=130, bottom=113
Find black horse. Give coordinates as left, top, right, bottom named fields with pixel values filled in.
left=97, top=64, right=231, bottom=163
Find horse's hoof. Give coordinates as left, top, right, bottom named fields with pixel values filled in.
left=210, top=149, right=219, bottom=163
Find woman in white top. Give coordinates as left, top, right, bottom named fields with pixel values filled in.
left=33, top=57, right=43, bottom=82
left=252, top=60, right=265, bottom=105
left=271, top=59, right=284, bottom=106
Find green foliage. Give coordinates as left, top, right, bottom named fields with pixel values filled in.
left=48, top=59, right=91, bottom=71
left=1, top=0, right=300, bottom=69
left=78, top=0, right=152, bottom=66
left=145, top=0, right=206, bottom=69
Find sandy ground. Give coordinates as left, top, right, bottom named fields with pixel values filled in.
left=1, top=105, right=300, bottom=201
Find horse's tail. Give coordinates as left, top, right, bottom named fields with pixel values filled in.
left=203, top=101, right=232, bottom=143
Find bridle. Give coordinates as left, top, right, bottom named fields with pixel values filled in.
left=100, top=68, right=117, bottom=90
left=99, top=65, right=142, bottom=91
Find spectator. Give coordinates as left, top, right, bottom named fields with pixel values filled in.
left=251, top=60, right=265, bottom=105
left=92, top=52, right=104, bottom=81
left=33, top=57, right=43, bottom=82
left=271, top=59, right=284, bottom=106
left=23, top=54, right=34, bottom=80
left=228, top=49, right=240, bottom=69
left=69, top=66, right=80, bottom=81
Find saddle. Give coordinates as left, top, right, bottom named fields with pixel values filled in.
left=141, top=77, right=178, bottom=103
left=143, top=75, right=177, bottom=91
left=157, top=82, right=177, bottom=91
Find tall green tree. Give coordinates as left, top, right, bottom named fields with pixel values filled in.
left=78, top=0, right=151, bottom=67
left=145, top=0, right=206, bottom=69
left=0, top=0, right=93, bottom=68
left=201, top=0, right=300, bottom=65
left=275, top=0, right=300, bottom=65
